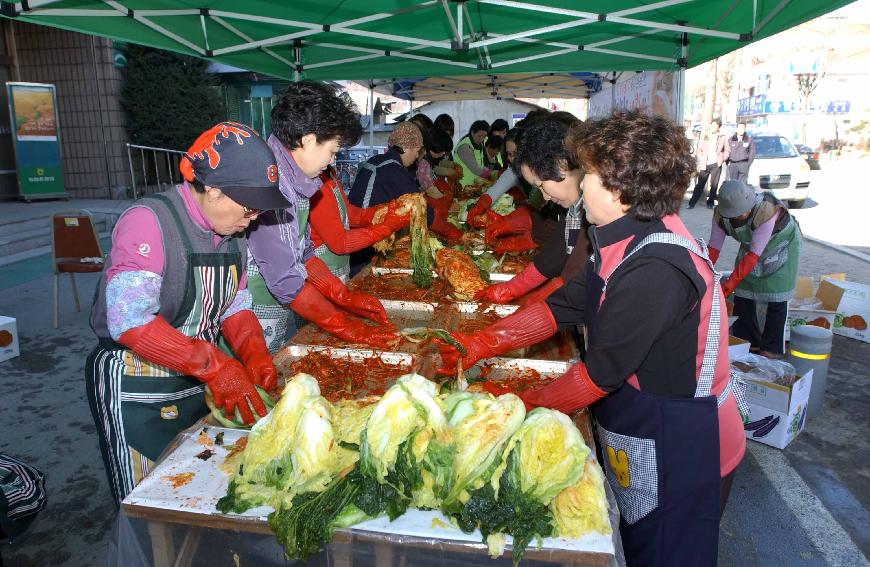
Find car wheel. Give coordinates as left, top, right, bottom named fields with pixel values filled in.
left=788, top=199, right=806, bottom=209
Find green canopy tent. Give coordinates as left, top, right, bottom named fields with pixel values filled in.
left=0, top=0, right=853, bottom=83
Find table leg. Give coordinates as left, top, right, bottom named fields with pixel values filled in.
left=147, top=521, right=175, bottom=567
left=173, top=527, right=201, bottom=567
left=373, top=542, right=393, bottom=567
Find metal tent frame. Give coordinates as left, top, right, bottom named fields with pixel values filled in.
left=1, top=0, right=849, bottom=83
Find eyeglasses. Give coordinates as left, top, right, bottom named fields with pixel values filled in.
left=242, top=206, right=261, bottom=218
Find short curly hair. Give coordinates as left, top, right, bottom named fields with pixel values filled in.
left=513, top=117, right=580, bottom=182
left=271, top=81, right=362, bottom=150
left=566, top=111, right=696, bottom=221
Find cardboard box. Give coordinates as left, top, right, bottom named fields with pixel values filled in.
left=728, top=336, right=750, bottom=360
left=785, top=277, right=843, bottom=341
left=742, top=369, right=813, bottom=449
left=0, top=316, right=19, bottom=363
left=823, top=276, right=870, bottom=344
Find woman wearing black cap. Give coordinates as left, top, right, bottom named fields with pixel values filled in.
left=86, top=122, right=289, bottom=505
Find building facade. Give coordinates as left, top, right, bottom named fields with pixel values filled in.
left=0, top=20, right=131, bottom=199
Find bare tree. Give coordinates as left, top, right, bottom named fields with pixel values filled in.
left=795, top=72, right=820, bottom=143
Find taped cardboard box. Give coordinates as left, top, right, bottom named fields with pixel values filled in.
left=785, top=277, right=843, bottom=341
left=0, top=316, right=19, bottom=363
left=822, top=274, right=870, bottom=343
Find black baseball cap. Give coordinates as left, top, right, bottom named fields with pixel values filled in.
left=179, top=122, right=291, bottom=211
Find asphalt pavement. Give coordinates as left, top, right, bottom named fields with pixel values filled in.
left=0, top=158, right=868, bottom=566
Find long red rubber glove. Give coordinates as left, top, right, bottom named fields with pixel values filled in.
left=721, top=251, right=760, bottom=297
left=521, top=362, right=606, bottom=414
left=304, top=257, right=392, bottom=327
left=119, top=316, right=266, bottom=424
left=493, top=233, right=538, bottom=255
left=222, top=310, right=277, bottom=392
left=708, top=246, right=721, bottom=265
left=475, top=262, right=549, bottom=304
left=518, top=277, right=564, bottom=306
left=486, top=207, right=533, bottom=243
left=436, top=301, right=557, bottom=373
left=467, top=194, right=493, bottom=228
left=430, top=208, right=464, bottom=243
left=289, top=283, right=398, bottom=349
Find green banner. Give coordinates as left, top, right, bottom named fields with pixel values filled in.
left=6, top=82, right=66, bottom=200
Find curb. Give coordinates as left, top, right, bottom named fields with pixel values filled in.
left=803, top=234, right=870, bottom=264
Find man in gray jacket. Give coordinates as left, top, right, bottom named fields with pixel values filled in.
left=688, top=118, right=730, bottom=209
left=727, top=123, right=756, bottom=183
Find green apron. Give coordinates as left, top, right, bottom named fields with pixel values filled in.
left=314, top=179, right=351, bottom=282
left=248, top=198, right=310, bottom=352
left=723, top=211, right=801, bottom=303
left=455, top=136, right=485, bottom=187
left=86, top=194, right=242, bottom=503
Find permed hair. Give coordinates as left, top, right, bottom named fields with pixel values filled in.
left=270, top=80, right=362, bottom=150
left=513, top=117, right=579, bottom=182
left=566, top=110, right=697, bottom=221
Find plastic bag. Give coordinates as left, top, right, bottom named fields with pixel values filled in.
left=730, top=353, right=798, bottom=387
left=789, top=297, right=822, bottom=310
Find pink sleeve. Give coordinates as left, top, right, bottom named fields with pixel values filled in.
left=105, top=207, right=166, bottom=281
left=749, top=212, right=778, bottom=256
left=708, top=218, right=727, bottom=250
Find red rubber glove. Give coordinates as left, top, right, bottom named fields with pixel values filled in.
left=486, top=207, right=533, bottom=243
left=436, top=301, right=557, bottom=374
left=721, top=251, right=759, bottom=297
left=119, top=316, right=266, bottom=424
left=430, top=209, right=464, bottom=243
left=305, top=257, right=392, bottom=327
left=475, top=262, right=549, bottom=304
left=518, top=276, right=564, bottom=306
left=521, top=362, right=606, bottom=414
left=434, top=177, right=454, bottom=196
left=290, top=283, right=398, bottom=349
left=467, top=194, right=493, bottom=228
left=222, top=310, right=277, bottom=391
left=493, top=233, right=538, bottom=255
left=708, top=246, right=721, bottom=265
left=378, top=210, right=411, bottom=233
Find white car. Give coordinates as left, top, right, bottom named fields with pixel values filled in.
left=745, top=132, right=812, bottom=208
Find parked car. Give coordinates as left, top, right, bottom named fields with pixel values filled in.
left=746, top=132, right=812, bottom=209
left=794, top=144, right=822, bottom=170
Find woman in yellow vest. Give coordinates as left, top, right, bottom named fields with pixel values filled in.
left=455, top=120, right=491, bottom=187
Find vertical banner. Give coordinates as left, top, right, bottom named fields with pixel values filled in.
left=6, top=82, right=66, bottom=200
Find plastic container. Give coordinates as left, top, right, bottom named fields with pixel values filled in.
left=786, top=324, right=833, bottom=420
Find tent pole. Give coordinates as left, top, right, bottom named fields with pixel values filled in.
left=611, top=72, right=616, bottom=110
left=368, top=83, right=374, bottom=152
left=676, top=31, right=687, bottom=122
